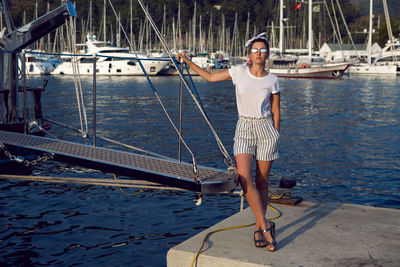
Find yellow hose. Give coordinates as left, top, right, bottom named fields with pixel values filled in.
left=190, top=204, right=281, bottom=267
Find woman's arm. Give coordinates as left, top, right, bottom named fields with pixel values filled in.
left=270, top=93, right=280, bottom=133
left=176, top=52, right=231, bottom=82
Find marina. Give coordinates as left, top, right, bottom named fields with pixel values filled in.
left=1, top=0, right=400, bottom=266
left=168, top=201, right=400, bottom=266
left=1, top=75, right=399, bottom=266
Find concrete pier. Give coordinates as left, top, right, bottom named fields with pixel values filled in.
left=167, top=201, right=400, bottom=266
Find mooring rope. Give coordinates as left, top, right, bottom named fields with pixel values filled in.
left=0, top=174, right=187, bottom=191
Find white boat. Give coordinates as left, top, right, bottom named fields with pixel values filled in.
left=19, top=51, right=59, bottom=75
left=348, top=63, right=397, bottom=76
left=348, top=0, right=398, bottom=76
left=266, top=0, right=349, bottom=79
left=268, top=54, right=349, bottom=79
left=191, top=55, right=215, bottom=69
left=372, top=41, right=400, bottom=73
left=51, top=35, right=169, bottom=76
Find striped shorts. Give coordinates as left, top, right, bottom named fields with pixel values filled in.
left=233, top=116, right=280, bottom=161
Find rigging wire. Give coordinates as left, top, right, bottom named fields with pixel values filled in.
left=107, top=0, right=200, bottom=178
left=135, top=0, right=234, bottom=168
left=334, top=0, right=360, bottom=59
left=44, top=118, right=176, bottom=160
left=323, top=1, right=343, bottom=50
left=65, top=16, right=89, bottom=140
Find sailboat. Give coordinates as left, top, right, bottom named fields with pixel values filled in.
left=348, top=0, right=397, bottom=76
left=268, top=0, right=349, bottom=79
left=373, top=40, right=400, bottom=73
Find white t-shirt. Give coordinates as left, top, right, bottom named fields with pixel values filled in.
left=228, top=64, right=280, bottom=118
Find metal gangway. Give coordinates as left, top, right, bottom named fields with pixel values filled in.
left=0, top=130, right=237, bottom=193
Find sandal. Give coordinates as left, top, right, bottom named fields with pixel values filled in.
left=254, top=230, right=267, bottom=248
left=261, top=221, right=276, bottom=252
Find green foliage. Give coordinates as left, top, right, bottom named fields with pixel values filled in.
left=3, top=0, right=400, bottom=49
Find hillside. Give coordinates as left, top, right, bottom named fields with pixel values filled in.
left=352, top=0, right=400, bottom=16
left=3, top=0, right=400, bottom=49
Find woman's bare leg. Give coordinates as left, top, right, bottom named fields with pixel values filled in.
left=255, top=160, right=273, bottom=215
left=235, top=154, right=275, bottom=250
left=255, top=160, right=275, bottom=250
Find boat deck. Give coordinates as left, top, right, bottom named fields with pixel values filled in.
left=0, top=131, right=237, bottom=193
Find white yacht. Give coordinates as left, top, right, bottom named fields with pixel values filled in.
left=51, top=35, right=169, bottom=76
left=348, top=0, right=398, bottom=76
left=191, top=55, right=215, bottom=69
left=19, top=51, right=59, bottom=75
left=373, top=41, right=400, bottom=73
left=348, top=63, right=397, bottom=76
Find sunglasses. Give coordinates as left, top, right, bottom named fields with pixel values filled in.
left=251, top=48, right=268, bottom=53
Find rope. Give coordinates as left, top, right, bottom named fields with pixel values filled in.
left=334, top=0, right=360, bottom=59
left=65, top=17, right=89, bottom=140
left=183, top=62, right=209, bottom=120
left=107, top=0, right=199, bottom=178
left=0, top=173, right=281, bottom=266
left=136, top=0, right=234, bottom=168
left=323, top=1, right=343, bottom=51
left=183, top=62, right=233, bottom=166
left=113, top=174, right=143, bottom=196
left=0, top=174, right=187, bottom=191
left=190, top=204, right=282, bottom=267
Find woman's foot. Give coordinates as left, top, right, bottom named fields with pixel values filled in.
left=262, top=221, right=276, bottom=252
left=254, top=229, right=267, bottom=248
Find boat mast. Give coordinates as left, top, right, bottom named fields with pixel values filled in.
left=382, top=0, right=396, bottom=62
left=89, top=0, right=92, bottom=34
left=208, top=13, right=213, bottom=54
left=308, top=0, right=313, bottom=61
left=245, top=12, right=249, bottom=55
left=178, top=1, right=182, bottom=51
left=117, top=11, right=121, bottom=47
left=172, top=17, right=176, bottom=51
left=0, top=4, right=2, bottom=31
left=279, top=0, right=284, bottom=55
left=47, top=1, right=51, bottom=51
left=368, top=0, right=373, bottom=65
left=192, top=1, right=196, bottom=54
left=103, top=0, right=107, bottom=41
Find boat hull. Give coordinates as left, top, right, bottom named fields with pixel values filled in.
left=269, top=63, right=349, bottom=79
left=349, top=64, right=398, bottom=76
left=51, top=59, right=169, bottom=76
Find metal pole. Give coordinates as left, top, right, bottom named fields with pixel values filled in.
left=93, top=53, right=97, bottom=146
left=178, top=63, right=183, bottom=162
left=279, top=0, right=283, bottom=55
left=22, top=51, right=27, bottom=134
left=368, top=0, right=373, bottom=65
left=308, top=0, right=313, bottom=61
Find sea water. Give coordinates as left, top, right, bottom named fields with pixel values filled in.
left=1, top=74, right=399, bottom=266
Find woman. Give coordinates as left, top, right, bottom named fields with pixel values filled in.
left=177, top=32, right=280, bottom=252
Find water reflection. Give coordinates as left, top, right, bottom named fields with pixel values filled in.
left=2, top=75, right=399, bottom=266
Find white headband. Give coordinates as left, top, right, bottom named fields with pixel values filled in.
left=245, top=32, right=268, bottom=48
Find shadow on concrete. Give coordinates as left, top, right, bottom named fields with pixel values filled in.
left=276, top=201, right=343, bottom=249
